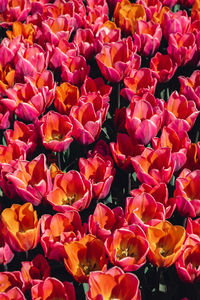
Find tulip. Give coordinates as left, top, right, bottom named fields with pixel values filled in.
left=1, top=203, right=40, bottom=252
left=86, top=5, right=108, bottom=34
left=162, top=10, right=191, bottom=40
left=2, top=81, right=53, bottom=122
left=0, top=103, right=11, bottom=130
left=176, top=236, right=200, bottom=283
left=87, top=266, right=141, bottom=300
left=0, top=142, right=25, bottom=166
left=55, top=82, right=80, bottom=115
left=125, top=193, right=165, bottom=230
left=0, top=220, right=14, bottom=265
left=41, top=211, right=87, bottom=261
left=61, top=54, right=90, bottom=86
left=0, top=0, right=31, bottom=24
left=39, top=16, right=73, bottom=47
left=0, top=271, right=23, bottom=293
left=14, top=44, right=48, bottom=82
left=186, top=217, right=200, bottom=239
left=31, top=277, right=76, bottom=300
left=39, top=111, right=73, bottom=152
left=131, top=182, right=176, bottom=219
left=6, top=154, right=52, bottom=206
left=179, top=70, right=200, bottom=109
left=133, top=20, right=162, bottom=57
left=81, top=76, right=112, bottom=100
left=47, top=171, right=92, bottom=212
left=168, top=32, right=197, bottom=66
left=125, top=97, right=162, bottom=145
left=79, top=154, right=115, bottom=200
left=152, top=126, right=191, bottom=171
left=114, top=0, right=146, bottom=35
left=5, top=121, right=37, bottom=157
left=94, top=21, right=121, bottom=52
left=74, top=28, right=95, bottom=61
left=164, top=91, right=199, bottom=131
left=173, top=169, right=200, bottom=218
left=150, top=52, right=178, bottom=83
left=123, top=68, right=157, bottom=100
left=64, top=234, right=108, bottom=282
left=88, top=203, right=126, bottom=241
left=96, top=37, right=140, bottom=83
left=69, top=101, right=103, bottom=145
left=132, top=147, right=175, bottom=186
left=137, top=0, right=162, bottom=21
left=105, top=225, right=149, bottom=271
left=6, top=21, right=36, bottom=45
left=110, top=133, right=145, bottom=172
left=21, top=254, right=50, bottom=291
left=0, top=287, right=26, bottom=299
left=146, top=220, right=186, bottom=267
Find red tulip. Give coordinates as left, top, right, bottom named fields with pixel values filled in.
left=31, top=277, right=76, bottom=300
left=132, top=147, right=175, bottom=186
left=96, top=37, right=140, bottom=82
left=174, top=169, right=200, bottom=217
left=88, top=203, right=126, bottom=241
left=41, top=211, right=86, bottom=261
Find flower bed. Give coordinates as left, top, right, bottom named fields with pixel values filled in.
left=0, top=0, right=200, bottom=299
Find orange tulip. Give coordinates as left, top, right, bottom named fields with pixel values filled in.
left=1, top=203, right=40, bottom=252
left=146, top=220, right=186, bottom=267
left=6, top=21, right=36, bottom=44
left=114, top=0, right=146, bottom=35
left=64, top=234, right=108, bottom=282
left=55, top=82, right=80, bottom=115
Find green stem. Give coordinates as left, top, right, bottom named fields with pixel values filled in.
left=57, top=152, right=61, bottom=170
left=117, top=82, right=121, bottom=109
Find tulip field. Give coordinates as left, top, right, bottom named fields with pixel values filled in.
left=0, top=0, right=200, bottom=299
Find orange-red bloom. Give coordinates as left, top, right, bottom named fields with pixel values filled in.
left=146, top=220, right=186, bottom=267
left=39, top=111, right=73, bottom=152
left=6, top=154, right=52, bottom=206
left=47, top=171, right=92, bottom=212
left=64, top=234, right=108, bottom=283
left=105, top=225, right=149, bottom=271
left=1, top=203, right=40, bottom=252
left=87, top=266, right=141, bottom=300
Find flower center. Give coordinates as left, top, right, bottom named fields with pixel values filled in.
left=62, top=194, right=77, bottom=205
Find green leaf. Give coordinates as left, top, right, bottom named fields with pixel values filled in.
left=83, top=283, right=89, bottom=295
left=104, top=193, right=112, bottom=205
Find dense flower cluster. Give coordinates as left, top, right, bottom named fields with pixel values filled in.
left=0, top=0, right=200, bottom=299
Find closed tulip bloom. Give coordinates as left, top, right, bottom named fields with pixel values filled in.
left=96, top=37, right=140, bottom=82
left=1, top=203, right=40, bottom=252
left=114, top=0, right=146, bottom=35
left=173, top=169, right=200, bottom=218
